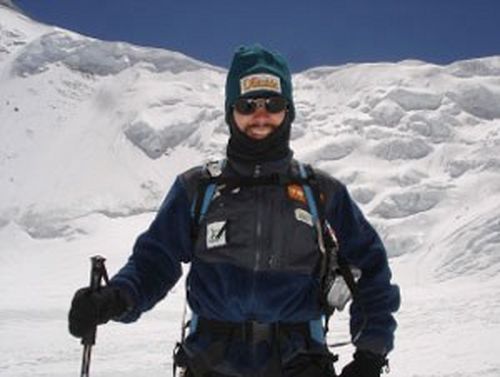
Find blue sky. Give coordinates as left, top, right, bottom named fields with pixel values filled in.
left=13, top=0, right=500, bottom=73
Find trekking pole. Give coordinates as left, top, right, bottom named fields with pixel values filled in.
left=80, top=255, right=109, bottom=377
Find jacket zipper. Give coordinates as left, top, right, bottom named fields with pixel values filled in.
left=254, top=164, right=262, bottom=271
left=250, top=164, right=262, bottom=318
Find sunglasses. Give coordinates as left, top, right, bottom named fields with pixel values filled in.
left=233, top=97, right=289, bottom=115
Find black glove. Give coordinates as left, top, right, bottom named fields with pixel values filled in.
left=68, top=285, right=130, bottom=338
left=339, top=350, right=388, bottom=377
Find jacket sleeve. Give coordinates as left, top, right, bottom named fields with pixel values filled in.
left=109, top=176, right=193, bottom=322
left=325, top=182, right=400, bottom=355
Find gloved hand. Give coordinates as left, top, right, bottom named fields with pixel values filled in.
left=68, top=285, right=130, bottom=338
left=339, top=350, right=388, bottom=377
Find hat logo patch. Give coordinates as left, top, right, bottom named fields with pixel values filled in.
left=240, top=74, right=282, bottom=95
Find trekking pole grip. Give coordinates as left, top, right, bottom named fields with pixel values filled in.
left=80, top=255, right=108, bottom=377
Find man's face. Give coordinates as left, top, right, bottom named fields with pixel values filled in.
left=232, top=97, right=287, bottom=140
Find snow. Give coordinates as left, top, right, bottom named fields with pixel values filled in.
left=1, top=3, right=500, bottom=376
left=372, top=137, right=433, bottom=160
left=446, top=82, right=500, bottom=120
left=387, top=88, right=443, bottom=111
left=370, top=99, right=406, bottom=127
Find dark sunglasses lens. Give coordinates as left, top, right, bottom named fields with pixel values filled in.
left=234, top=99, right=255, bottom=114
left=266, top=97, right=288, bottom=113
left=234, top=97, right=288, bottom=114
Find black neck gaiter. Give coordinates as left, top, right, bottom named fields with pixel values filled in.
left=226, top=114, right=292, bottom=164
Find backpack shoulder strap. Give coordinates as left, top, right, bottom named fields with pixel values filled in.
left=190, top=159, right=226, bottom=227
left=297, top=162, right=322, bottom=225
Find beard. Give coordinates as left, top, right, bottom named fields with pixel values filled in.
left=226, top=113, right=292, bottom=163
left=241, top=123, right=278, bottom=140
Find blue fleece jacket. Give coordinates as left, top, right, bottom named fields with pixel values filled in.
left=111, top=167, right=400, bottom=355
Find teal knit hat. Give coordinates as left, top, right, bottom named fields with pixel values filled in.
left=225, top=44, right=295, bottom=124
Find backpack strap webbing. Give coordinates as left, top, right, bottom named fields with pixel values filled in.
left=297, top=163, right=334, bottom=333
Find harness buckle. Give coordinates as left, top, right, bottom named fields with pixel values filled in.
left=243, top=321, right=278, bottom=344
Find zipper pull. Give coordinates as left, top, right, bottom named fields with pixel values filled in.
left=254, top=164, right=261, bottom=177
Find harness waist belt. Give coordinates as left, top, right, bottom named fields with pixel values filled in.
left=196, top=317, right=310, bottom=345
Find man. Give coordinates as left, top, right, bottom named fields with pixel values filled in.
left=69, top=45, right=400, bottom=377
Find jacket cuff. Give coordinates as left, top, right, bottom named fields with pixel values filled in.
left=355, top=338, right=389, bottom=356
left=109, top=281, right=139, bottom=323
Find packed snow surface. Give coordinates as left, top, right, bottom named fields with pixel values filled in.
left=1, top=4, right=500, bottom=377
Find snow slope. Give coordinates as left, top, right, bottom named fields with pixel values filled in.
left=1, top=4, right=500, bottom=376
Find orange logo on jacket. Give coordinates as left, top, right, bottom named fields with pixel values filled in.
left=287, top=184, right=307, bottom=204
left=287, top=184, right=325, bottom=205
